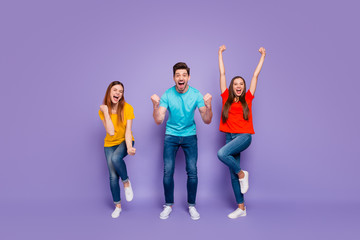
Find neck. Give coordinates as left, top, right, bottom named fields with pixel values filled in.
left=175, top=84, right=189, bottom=93
left=111, top=103, right=119, bottom=113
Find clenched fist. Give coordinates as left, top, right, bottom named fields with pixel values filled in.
left=100, top=104, right=108, bottom=113
left=151, top=94, right=160, bottom=108
left=259, top=47, right=266, bottom=56
left=127, top=147, right=136, bottom=156
left=203, top=93, right=212, bottom=108
left=219, top=45, right=226, bottom=54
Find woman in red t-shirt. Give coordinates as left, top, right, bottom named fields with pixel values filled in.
left=217, top=45, right=266, bottom=218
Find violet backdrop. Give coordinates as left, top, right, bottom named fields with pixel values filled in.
left=1, top=0, right=359, bottom=239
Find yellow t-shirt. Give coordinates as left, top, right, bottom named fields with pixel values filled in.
left=98, top=102, right=135, bottom=147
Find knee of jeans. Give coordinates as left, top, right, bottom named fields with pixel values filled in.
left=164, top=165, right=174, bottom=177
left=111, top=155, right=123, bottom=165
left=186, top=165, right=197, bottom=177
left=217, top=149, right=226, bottom=161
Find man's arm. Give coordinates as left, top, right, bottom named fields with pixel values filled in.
left=199, top=93, right=213, bottom=124
left=249, top=47, right=266, bottom=95
left=151, top=94, right=167, bottom=125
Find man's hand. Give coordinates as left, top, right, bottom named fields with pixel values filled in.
left=151, top=94, right=160, bottom=108
left=203, top=93, right=212, bottom=109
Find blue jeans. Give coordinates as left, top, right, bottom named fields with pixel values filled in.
left=217, top=133, right=252, bottom=204
left=163, top=134, right=198, bottom=206
left=104, top=141, right=134, bottom=204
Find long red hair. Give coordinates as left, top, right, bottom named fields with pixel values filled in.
left=103, top=81, right=125, bottom=124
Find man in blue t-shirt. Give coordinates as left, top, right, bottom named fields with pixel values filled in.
left=151, top=62, right=213, bottom=220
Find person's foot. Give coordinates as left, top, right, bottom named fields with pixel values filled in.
left=124, top=180, right=133, bottom=202
left=228, top=207, right=247, bottom=219
left=239, top=170, right=249, bottom=194
left=189, top=206, right=200, bottom=220
left=159, top=205, right=172, bottom=219
left=111, top=207, right=122, bottom=218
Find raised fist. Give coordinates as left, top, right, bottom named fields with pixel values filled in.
left=259, top=47, right=266, bottom=56
left=100, top=104, right=108, bottom=113
left=219, top=45, right=226, bottom=54
left=203, top=93, right=212, bottom=108
left=151, top=94, right=160, bottom=108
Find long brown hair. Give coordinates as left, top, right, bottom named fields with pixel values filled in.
left=221, top=76, right=249, bottom=123
left=103, top=81, right=125, bottom=125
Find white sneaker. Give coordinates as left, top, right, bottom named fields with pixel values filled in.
left=124, top=180, right=133, bottom=202
left=189, top=206, right=200, bottom=220
left=111, top=207, right=122, bottom=218
left=228, top=207, right=247, bottom=219
left=160, top=205, right=172, bottom=219
left=239, top=170, right=249, bottom=194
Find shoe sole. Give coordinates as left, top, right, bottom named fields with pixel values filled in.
left=191, top=216, right=200, bottom=220
left=160, top=215, right=170, bottom=220
left=228, top=214, right=246, bottom=219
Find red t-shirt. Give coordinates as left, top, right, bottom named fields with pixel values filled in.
left=219, top=88, right=255, bottom=134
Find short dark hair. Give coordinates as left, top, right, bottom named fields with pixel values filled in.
left=173, top=62, right=190, bottom=76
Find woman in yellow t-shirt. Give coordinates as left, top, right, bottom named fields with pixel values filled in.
left=99, top=81, right=136, bottom=218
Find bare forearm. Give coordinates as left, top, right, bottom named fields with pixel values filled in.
left=250, top=54, right=266, bottom=95
left=153, top=107, right=165, bottom=125
left=218, top=46, right=227, bottom=93
left=219, top=53, right=226, bottom=75
left=103, top=113, right=115, bottom=135
left=202, top=107, right=213, bottom=124
left=253, top=55, right=265, bottom=78
left=125, top=129, right=133, bottom=150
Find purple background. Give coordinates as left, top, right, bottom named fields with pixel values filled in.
left=1, top=0, right=359, bottom=239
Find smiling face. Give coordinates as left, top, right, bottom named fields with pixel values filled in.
left=232, top=77, right=245, bottom=97
left=173, top=69, right=190, bottom=93
left=110, top=84, right=124, bottom=104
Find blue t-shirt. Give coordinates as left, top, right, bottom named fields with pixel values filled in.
left=160, top=86, right=205, bottom=136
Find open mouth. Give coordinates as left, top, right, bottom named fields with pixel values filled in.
left=113, top=96, right=120, bottom=101
left=235, top=89, right=242, bottom=95
left=177, top=81, right=186, bottom=89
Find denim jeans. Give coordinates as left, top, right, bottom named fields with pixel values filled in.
left=104, top=141, right=134, bottom=204
left=163, top=134, right=198, bottom=206
left=217, top=133, right=252, bottom=204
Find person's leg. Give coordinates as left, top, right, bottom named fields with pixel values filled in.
left=217, top=133, right=252, bottom=175
left=182, top=135, right=198, bottom=206
left=111, top=141, right=130, bottom=183
left=163, top=135, right=180, bottom=206
left=104, top=146, right=121, bottom=205
left=112, top=141, right=135, bottom=202
left=229, top=152, right=244, bottom=206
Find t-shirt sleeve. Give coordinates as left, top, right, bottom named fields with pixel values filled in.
left=245, top=90, right=254, bottom=102
left=197, top=91, right=205, bottom=109
left=159, top=92, right=168, bottom=109
left=124, top=104, right=135, bottom=121
left=98, top=110, right=104, bottom=120
left=221, top=88, right=229, bottom=105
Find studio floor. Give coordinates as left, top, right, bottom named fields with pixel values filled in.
left=2, top=198, right=359, bottom=240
